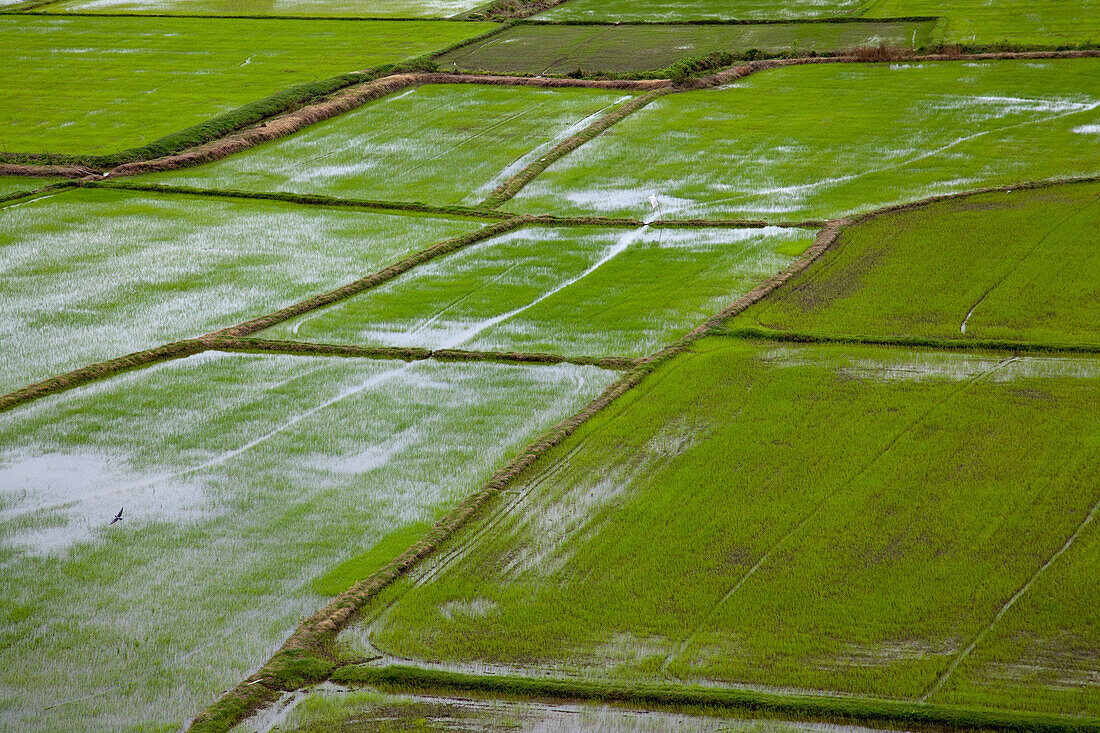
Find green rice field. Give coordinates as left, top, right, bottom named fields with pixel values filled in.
left=0, top=352, right=615, bottom=731
left=863, top=0, right=1100, bottom=46
left=538, top=0, right=869, bottom=22
left=508, top=59, right=1100, bottom=221
left=2, top=1, right=1098, bottom=730
left=141, top=84, right=637, bottom=204
left=0, top=16, right=494, bottom=155
left=0, top=187, right=478, bottom=393
left=730, top=182, right=1100, bottom=347
left=352, top=338, right=1100, bottom=715
left=41, top=0, right=489, bottom=17
left=437, top=21, right=937, bottom=75
left=537, top=0, right=1100, bottom=47
left=261, top=226, right=814, bottom=357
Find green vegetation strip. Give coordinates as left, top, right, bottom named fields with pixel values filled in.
left=224, top=218, right=528, bottom=337
left=87, top=181, right=514, bottom=222
left=0, top=339, right=205, bottom=414
left=38, top=0, right=498, bottom=18
left=211, top=337, right=640, bottom=370
left=721, top=327, right=1100, bottom=357
left=334, top=666, right=1100, bottom=733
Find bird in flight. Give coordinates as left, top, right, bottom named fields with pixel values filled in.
left=109, top=507, right=123, bottom=525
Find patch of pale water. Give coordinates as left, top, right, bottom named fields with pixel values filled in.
left=1074, top=123, right=1100, bottom=134
left=983, top=659, right=1100, bottom=690
left=440, top=597, right=498, bottom=621
left=0, top=450, right=209, bottom=555
left=815, top=639, right=959, bottom=672
left=561, top=187, right=697, bottom=215
left=298, top=423, right=422, bottom=475
left=930, top=93, right=1096, bottom=117
left=757, top=347, right=1100, bottom=384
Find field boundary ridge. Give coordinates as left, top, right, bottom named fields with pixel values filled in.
left=83, top=181, right=516, bottom=222
left=720, top=327, right=1100, bottom=357
left=210, top=337, right=640, bottom=370
left=479, top=89, right=672, bottom=207
left=331, top=665, right=1100, bottom=733
left=76, top=181, right=827, bottom=228
left=460, top=0, right=568, bottom=22
left=222, top=218, right=527, bottom=338
left=0, top=339, right=206, bottom=415
left=516, top=16, right=943, bottom=26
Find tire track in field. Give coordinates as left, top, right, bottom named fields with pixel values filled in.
left=919, top=491, right=1100, bottom=702
left=470, top=95, right=633, bottom=203
left=398, top=101, right=550, bottom=180
left=960, top=190, right=1100, bottom=333
left=659, top=355, right=1018, bottom=680
left=402, top=263, right=524, bottom=342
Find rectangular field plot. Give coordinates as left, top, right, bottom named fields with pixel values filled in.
left=43, top=0, right=488, bottom=17
left=352, top=339, right=1100, bottom=714
left=731, top=182, right=1100, bottom=347
left=260, top=225, right=815, bottom=357
left=537, top=0, right=867, bottom=22
left=0, top=187, right=479, bottom=393
left=0, top=17, right=494, bottom=156
left=141, top=84, right=637, bottom=205
left=0, top=352, right=615, bottom=731
left=507, top=59, right=1100, bottom=221
left=863, top=0, right=1100, bottom=46
left=437, top=21, right=937, bottom=75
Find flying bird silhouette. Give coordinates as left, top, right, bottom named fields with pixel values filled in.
left=109, top=507, right=123, bottom=525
